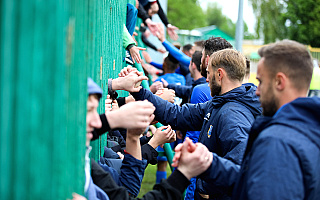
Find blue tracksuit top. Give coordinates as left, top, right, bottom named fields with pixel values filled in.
left=132, top=83, right=262, bottom=199
left=198, top=97, right=320, bottom=200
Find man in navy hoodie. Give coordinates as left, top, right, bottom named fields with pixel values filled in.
left=174, top=39, right=320, bottom=200
left=115, top=49, right=262, bottom=199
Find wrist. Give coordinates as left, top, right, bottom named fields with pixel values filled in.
left=177, top=166, right=192, bottom=180
left=148, top=137, right=159, bottom=149
left=105, top=111, right=120, bottom=129
left=145, top=18, right=152, bottom=25
left=112, top=78, right=121, bottom=91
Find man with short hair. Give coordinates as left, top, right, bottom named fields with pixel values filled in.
left=174, top=39, right=320, bottom=200
left=182, top=44, right=195, bottom=58
left=117, top=48, right=261, bottom=199
left=165, top=51, right=207, bottom=103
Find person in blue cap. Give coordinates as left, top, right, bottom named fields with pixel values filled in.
left=80, top=77, right=213, bottom=200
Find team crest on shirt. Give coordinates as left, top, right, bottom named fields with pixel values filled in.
left=207, top=125, right=213, bottom=138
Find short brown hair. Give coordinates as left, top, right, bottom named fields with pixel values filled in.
left=208, top=49, right=246, bottom=81
left=258, top=40, right=313, bottom=91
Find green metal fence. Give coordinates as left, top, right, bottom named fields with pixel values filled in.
left=0, top=0, right=131, bottom=199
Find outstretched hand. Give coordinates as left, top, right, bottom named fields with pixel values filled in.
left=167, top=24, right=179, bottom=41
left=129, top=46, right=146, bottom=64
left=155, top=88, right=175, bottom=103
left=106, top=100, right=155, bottom=130
left=149, top=125, right=176, bottom=148
left=145, top=18, right=159, bottom=36
left=172, top=137, right=213, bottom=180
left=155, top=23, right=166, bottom=43
left=113, top=70, right=148, bottom=93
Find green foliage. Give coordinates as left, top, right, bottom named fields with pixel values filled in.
left=206, top=2, right=254, bottom=39
left=282, top=0, right=320, bottom=47
left=167, top=0, right=207, bottom=30
left=250, top=0, right=320, bottom=47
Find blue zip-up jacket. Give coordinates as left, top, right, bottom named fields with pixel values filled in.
left=167, top=77, right=207, bottom=102
left=233, top=97, right=320, bottom=200
left=199, top=97, right=320, bottom=200
left=132, top=83, right=262, bottom=199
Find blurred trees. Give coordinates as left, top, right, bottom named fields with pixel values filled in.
left=206, top=2, right=255, bottom=39
left=167, top=0, right=207, bottom=30
left=250, top=0, right=320, bottom=47
left=167, top=1, right=255, bottom=39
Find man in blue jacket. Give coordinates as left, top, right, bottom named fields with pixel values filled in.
left=175, top=39, right=320, bottom=200
left=116, top=49, right=262, bottom=199
left=163, top=51, right=207, bottom=104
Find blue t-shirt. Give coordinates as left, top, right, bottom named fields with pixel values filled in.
left=155, top=73, right=186, bottom=85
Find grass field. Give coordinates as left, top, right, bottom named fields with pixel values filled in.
left=137, top=163, right=172, bottom=198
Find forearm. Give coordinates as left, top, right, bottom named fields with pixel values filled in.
left=167, top=84, right=192, bottom=98
left=198, top=153, right=240, bottom=195
left=131, top=88, right=205, bottom=131
left=141, top=143, right=158, bottom=165
left=156, top=1, right=169, bottom=26
left=137, top=3, right=149, bottom=23
left=119, top=153, right=148, bottom=197
left=162, top=40, right=191, bottom=66
left=123, top=24, right=136, bottom=49
left=150, top=61, right=163, bottom=70
left=126, top=134, right=142, bottom=160
left=141, top=34, right=158, bottom=51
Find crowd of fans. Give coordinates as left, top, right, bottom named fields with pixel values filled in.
left=73, top=1, right=320, bottom=200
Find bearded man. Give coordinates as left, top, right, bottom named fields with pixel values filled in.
left=114, top=48, right=262, bottom=200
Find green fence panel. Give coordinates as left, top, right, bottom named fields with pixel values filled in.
left=86, top=0, right=128, bottom=160
left=0, top=0, right=87, bottom=199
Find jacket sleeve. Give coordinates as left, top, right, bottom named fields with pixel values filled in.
left=131, top=88, right=207, bottom=131
left=119, top=154, right=148, bottom=197
left=141, top=143, right=158, bottom=165
left=141, top=34, right=158, bottom=51
left=241, top=135, right=304, bottom=200
left=137, top=3, right=149, bottom=23
left=198, top=152, right=240, bottom=196
left=156, top=0, right=169, bottom=26
left=162, top=40, right=191, bottom=67
left=150, top=61, right=163, bottom=70
left=91, top=159, right=189, bottom=200
left=92, top=114, right=111, bottom=141
left=167, top=84, right=192, bottom=99
left=123, top=24, right=136, bottom=50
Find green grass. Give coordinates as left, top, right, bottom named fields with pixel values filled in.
left=137, top=163, right=172, bottom=198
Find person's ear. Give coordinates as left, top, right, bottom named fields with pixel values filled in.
left=275, top=72, right=286, bottom=91
left=217, top=68, right=224, bottom=82
left=192, top=62, right=196, bottom=70
left=206, top=55, right=210, bottom=66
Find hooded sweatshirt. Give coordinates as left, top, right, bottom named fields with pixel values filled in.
left=232, top=97, right=320, bottom=200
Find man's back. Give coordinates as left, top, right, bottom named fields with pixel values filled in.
left=234, top=97, right=320, bottom=200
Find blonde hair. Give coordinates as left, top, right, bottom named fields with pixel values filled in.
left=208, top=49, right=246, bottom=81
